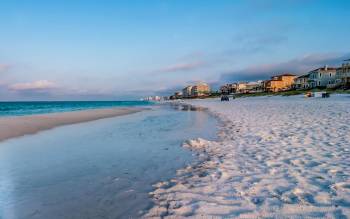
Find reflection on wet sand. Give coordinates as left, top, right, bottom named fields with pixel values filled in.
left=0, top=106, right=218, bottom=219
left=168, top=102, right=207, bottom=112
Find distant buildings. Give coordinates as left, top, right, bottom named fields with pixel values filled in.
left=175, top=82, right=211, bottom=99
left=293, top=64, right=348, bottom=90
left=264, top=74, right=296, bottom=92
left=167, top=58, right=350, bottom=100
left=191, top=82, right=210, bottom=97
left=236, top=82, right=248, bottom=93
left=220, top=81, right=263, bottom=94
left=308, top=66, right=337, bottom=88
left=243, top=81, right=264, bottom=93
left=220, top=83, right=237, bottom=94
left=143, top=96, right=162, bottom=101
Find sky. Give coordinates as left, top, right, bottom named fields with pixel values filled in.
left=0, top=0, right=350, bottom=100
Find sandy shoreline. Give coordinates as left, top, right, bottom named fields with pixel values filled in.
left=146, top=95, right=350, bottom=218
left=0, top=107, right=144, bottom=142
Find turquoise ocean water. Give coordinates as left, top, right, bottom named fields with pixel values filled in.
left=0, top=101, right=153, bottom=117
left=0, top=103, right=218, bottom=218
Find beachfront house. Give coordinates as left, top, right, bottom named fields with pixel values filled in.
left=191, top=82, right=210, bottom=97
left=294, top=74, right=310, bottom=90
left=219, top=84, right=229, bottom=94
left=234, top=81, right=263, bottom=93
left=335, top=59, right=350, bottom=88
left=220, top=83, right=237, bottom=94
left=236, top=82, right=248, bottom=93
left=265, top=73, right=296, bottom=92
left=245, top=81, right=263, bottom=93
left=182, top=86, right=193, bottom=98
left=181, top=82, right=210, bottom=98
left=308, top=66, right=337, bottom=88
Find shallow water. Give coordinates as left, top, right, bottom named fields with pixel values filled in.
left=0, top=105, right=218, bottom=219
left=0, top=101, right=153, bottom=117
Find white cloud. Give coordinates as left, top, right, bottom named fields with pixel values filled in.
left=220, top=52, right=350, bottom=82
left=9, top=80, right=57, bottom=91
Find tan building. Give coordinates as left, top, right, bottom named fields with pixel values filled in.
left=236, top=82, right=247, bottom=93
left=191, top=82, right=210, bottom=97
left=182, top=82, right=210, bottom=98
left=265, top=73, right=296, bottom=92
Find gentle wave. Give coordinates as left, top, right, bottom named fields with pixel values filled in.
left=0, top=101, right=154, bottom=116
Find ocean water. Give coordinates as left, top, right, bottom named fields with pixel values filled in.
left=0, top=104, right=218, bottom=219
left=0, top=101, right=153, bottom=117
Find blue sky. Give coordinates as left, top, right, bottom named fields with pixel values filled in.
left=0, top=0, right=349, bottom=100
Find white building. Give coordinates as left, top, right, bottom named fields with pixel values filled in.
left=236, top=81, right=263, bottom=93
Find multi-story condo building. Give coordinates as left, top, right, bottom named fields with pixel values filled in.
left=191, top=82, right=210, bottom=97
left=236, top=82, right=247, bottom=93
left=265, top=73, right=296, bottom=92
left=308, top=66, right=337, bottom=88
left=220, top=83, right=237, bottom=94
left=236, top=81, right=263, bottom=93
left=181, top=83, right=210, bottom=98
left=335, top=59, right=350, bottom=88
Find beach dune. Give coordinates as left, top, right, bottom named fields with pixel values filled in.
left=0, top=108, right=143, bottom=142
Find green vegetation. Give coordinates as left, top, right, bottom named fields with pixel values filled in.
left=206, top=92, right=221, bottom=98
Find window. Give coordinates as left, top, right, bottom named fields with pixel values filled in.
left=318, top=81, right=321, bottom=86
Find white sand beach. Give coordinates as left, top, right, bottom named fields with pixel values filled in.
left=147, top=95, right=350, bottom=218
left=0, top=108, right=143, bottom=142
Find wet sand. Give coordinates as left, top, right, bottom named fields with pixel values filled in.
left=0, top=108, right=143, bottom=142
